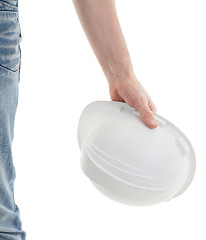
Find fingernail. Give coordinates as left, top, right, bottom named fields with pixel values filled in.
left=150, top=120, right=158, bottom=127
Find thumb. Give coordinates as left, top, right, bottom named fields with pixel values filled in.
left=134, top=97, right=158, bottom=129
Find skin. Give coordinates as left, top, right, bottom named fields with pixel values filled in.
left=72, top=0, right=158, bottom=129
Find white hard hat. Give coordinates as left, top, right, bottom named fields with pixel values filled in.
left=77, top=101, right=196, bottom=206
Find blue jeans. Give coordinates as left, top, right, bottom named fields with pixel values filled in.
left=0, top=0, right=26, bottom=239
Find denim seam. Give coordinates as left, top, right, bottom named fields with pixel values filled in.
left=0, top=64, right=20, bottom=73
left=0, top=9, right=18, bottom=12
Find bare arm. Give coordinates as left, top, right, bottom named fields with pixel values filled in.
left=72, top=0, right=158, bottom=128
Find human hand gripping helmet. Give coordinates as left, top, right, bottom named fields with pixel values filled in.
left=77, top=101, right=196, bottom=206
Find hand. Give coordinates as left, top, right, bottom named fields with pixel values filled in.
left=108, top=72, right=158, bottom=129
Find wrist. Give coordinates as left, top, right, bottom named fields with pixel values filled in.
left=102, top=59, right=134, bottom=85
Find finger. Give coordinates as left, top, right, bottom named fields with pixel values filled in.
left=135, top=97, right=158, bottom=129
left=109, top=88, right=125, bottom=102
left=148, top=99, right=157, bottom=113
left=140, top=107, right=158, bottom=129
left=146, top=95, right=157, bottom=113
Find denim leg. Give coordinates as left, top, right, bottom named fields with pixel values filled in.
left=0, top=1, right=26, bottom=240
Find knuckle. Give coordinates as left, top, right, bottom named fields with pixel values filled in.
left=141, top=108, right=153, bottom=119
left=139, top=95, right=146, bottom=104
left=134, top=95, right=146, bottom=109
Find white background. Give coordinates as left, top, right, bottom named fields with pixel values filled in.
left=12, top=0, right=205, bottom=239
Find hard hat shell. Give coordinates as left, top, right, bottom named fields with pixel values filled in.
left=77, top=101, right=196, bottom=206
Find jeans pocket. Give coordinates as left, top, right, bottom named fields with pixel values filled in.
left=0, top=0, right=18, bottom=9
left=0, top=10, right=22, bottom=73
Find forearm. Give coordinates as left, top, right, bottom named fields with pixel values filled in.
left=72, top=0, right=134, bottom=83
